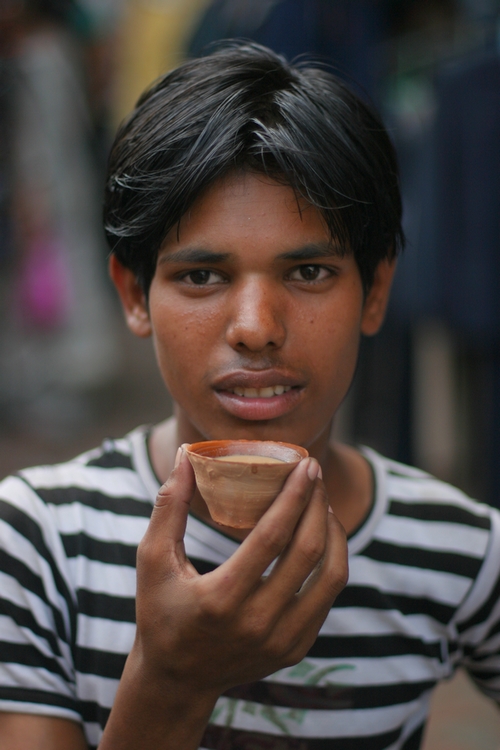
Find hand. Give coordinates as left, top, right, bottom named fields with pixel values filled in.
left=135, top=448, right=347, bottom=691
left=100, top=448, right=347, bottom=749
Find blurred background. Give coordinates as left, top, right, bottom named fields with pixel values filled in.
left=2, top=0, right=500, bottom=509
left=0, top=2, right=500, bottom=745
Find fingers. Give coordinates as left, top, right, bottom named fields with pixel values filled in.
left=258, top=511, right=347, bottom=669
left=209, top=458, right=319, bottom=602
left=203, top=469, right=347, bottom=675
left=289, top=509, right=348, bottom=638
left=258, top=476, right=329, bottom=607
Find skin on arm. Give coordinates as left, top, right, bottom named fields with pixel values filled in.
left=0, top=713, right=88, bottom=749
left=99, top=449, right=348, bottom=750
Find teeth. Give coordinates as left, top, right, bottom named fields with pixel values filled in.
left=259, top=387, right=275, bottom=398
left=232, top=385, right=292, bottom=398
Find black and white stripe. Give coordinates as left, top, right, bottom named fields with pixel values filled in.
left=0, top=428, right=499, bottom=749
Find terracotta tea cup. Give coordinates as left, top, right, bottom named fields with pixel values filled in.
left=185, top=439, right=309, bottom=528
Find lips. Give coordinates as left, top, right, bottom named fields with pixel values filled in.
left=213, top=370, right=305, bottom=420
left=213, top=369, right=302, bottom=391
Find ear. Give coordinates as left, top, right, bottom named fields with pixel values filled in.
left=360, top=257, right=397, bottom=336
left=109, top=255, right=152, bottom=338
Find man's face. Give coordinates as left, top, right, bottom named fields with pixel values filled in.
left=125, top=172, right=390, bottom=452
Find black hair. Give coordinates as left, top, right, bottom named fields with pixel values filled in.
left=104, top=42, right=404, bottom=294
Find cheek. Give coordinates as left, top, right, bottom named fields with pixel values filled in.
left=304, top=301, right=362, bottom=387
left=148, top=299, right=221, bottom=389
left=317, top=322, right=360, bottom=382
left=152, top=318, right=198, bottom=371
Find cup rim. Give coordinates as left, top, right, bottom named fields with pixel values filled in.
left=185, top=439, right=308, bottom=464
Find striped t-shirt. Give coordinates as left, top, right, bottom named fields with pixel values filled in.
left=0, top=426, right=499, bottom=749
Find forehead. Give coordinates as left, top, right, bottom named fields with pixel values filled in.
left=159, top=172, right=332, bottom=254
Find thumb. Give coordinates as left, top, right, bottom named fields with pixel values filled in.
left=146, top=445, right=196, bottom=551
left=135, top=448, right=198, bottom=621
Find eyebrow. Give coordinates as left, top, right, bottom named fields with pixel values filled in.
left=157, top=248, right=230, bottom=265
left=275, top=242, right=344, bottom=261
left=158, top=241, right=344, bottom=266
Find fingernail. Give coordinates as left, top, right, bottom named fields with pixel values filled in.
left=307, top=458, right=320, bottom=481
left=174, top=446, right=183, bottom=468
left=328, top=504, right=334, bottom=514
left=317, top=465, right=323, bottom=480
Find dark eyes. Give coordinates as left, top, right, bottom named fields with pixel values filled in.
left=184, top=270, right=219, bottom=285
left=179, top=264, right=332, bottom=286
left=287, top=265, right=331, bottom=282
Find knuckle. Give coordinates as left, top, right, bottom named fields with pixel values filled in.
left=329, top=576, right=347, bottom=600
left=136, top=530, right=180, bottom=582
left=243, top=611, right=271, bottom=645
left=136, top=534, right=157, bottom=569
left=324, top=514, right=349, bottom=591
left=155, top=483, right=175, bottom=507
left=196, top=583, right=241, bottom=624
left=284, top=639, right=314, bottom=668
left=329, top=511, right=347, bottom=538
left=314, top=480, right=329, bottom=503
left=336, top=561, right=350, bottom=592
left=267, top=629, right=310, bottom=670
left=255, top=639, right=286, bottom=670
left=198, top=594, right=228, bottom=623
left=299, top=536, right=324, bottom=567
left=259, top=522, right=291, bottom=556
left=327, top=559, right=349, bottom=598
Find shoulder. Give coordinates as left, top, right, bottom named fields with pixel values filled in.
left=0, top=427, right=154, bottom=535
left=350, top=449, right=500, bottom=630
left=364, top=447, right=495, bottom=532
left=0, top=427, right=156, bottom=627
left=360, top=448, right=500, bottom=606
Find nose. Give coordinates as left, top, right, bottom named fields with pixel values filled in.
left=225, top=276, right=286, bottom=353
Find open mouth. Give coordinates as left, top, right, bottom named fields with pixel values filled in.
left=215, top=384, right=303, bottom=420
left=229, top=385, right=292, bottom=398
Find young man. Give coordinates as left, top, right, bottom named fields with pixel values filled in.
left=0, top=43, right=499, bottom=750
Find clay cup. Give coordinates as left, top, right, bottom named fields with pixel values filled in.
left=185, top=439, right=309, bottom=528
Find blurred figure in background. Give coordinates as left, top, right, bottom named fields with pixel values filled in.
left=0, top=0, right=120, bottom=435
left=0, top=0, right=209, bottom=473
left=385, top=0, right=500, bottom=508
left=112, top=0, right=211, bottom=127
left=188, top=0, right=385, bottom=100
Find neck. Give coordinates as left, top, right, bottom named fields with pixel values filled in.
left=148, top=415, right=373, bottom=539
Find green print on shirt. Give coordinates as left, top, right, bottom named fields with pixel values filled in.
left=210, top=662, right=355, bottom=734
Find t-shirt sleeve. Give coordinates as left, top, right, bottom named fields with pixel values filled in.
left=454, top=507, right=500, bottom=702
left=0, top=473, right=80, bottom=722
